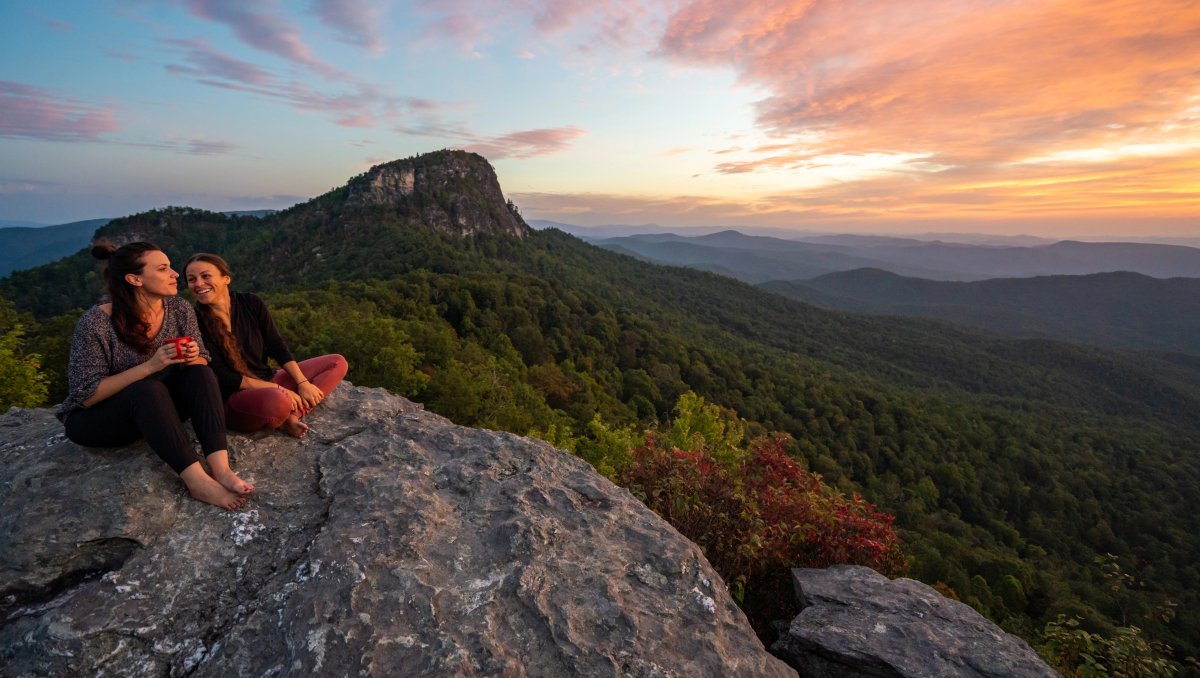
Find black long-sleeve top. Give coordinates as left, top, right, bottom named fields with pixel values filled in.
left=196, top=292, right=294, bottom=400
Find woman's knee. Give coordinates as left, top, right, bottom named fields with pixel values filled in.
left=310, top=354, right=348, bottom=390
left=326, top=354, right=348, bottom=382
left=177, top=364, right=219, bottom=392
left=226, top=388, right=293, bottom=431
left=123, top=379, right=175, bottom=414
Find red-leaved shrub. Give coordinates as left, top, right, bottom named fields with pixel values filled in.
left=619, top=431, right=905, bottom=636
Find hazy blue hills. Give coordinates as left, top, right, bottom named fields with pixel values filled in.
left=0, top=219, right=49, bottom=229
left=0, top=211, right=278, bottom=277
left=763, top=269, right=1200, bottom=355
left=0, top=219, right=111, bottom=277
left=796, top=233, right=1058, bottom=247
left=593, top=230, right=1200, bottom=282
left=595, top=232, right=966, bottom=282
left=860, top=239, right=1200, bottom=279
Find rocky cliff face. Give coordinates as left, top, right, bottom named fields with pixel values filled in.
left=0, top=385, right=790, bottom=677
left=344, top=151, right=530, bottom=239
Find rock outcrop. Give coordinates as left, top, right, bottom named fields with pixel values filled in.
left=771, top=566, right=1055, bottom=677
left=344, top=151, right=530, bottom=239
left=0, top=385, right=791, bottom=677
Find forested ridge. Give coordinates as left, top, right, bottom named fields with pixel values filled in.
left=764, top=268, right=1200, bottom=355
left=3, top=152, right=1198, bottom=667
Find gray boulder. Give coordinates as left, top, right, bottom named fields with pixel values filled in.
left=1, top=384, right=792, bottom=677
left=771, top=565, right=1055, bottom=677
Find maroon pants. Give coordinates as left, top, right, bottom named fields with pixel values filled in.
left=225, top=354, right=348, bottom=433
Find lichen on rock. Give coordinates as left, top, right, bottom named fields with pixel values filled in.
left=0, top=385, right=791, bottom=677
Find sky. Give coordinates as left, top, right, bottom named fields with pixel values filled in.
left=1, top=0, right=1198, bottom=237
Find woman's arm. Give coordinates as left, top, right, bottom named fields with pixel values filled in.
left=238, top=372, right=305, bottom=411
left=248, top=294, right=295, bottom=368
left=240, top=374, right=280, bottom=390
left=82, top=344, right=186, bottom=407
left=281, top=360, right=323, bottom=408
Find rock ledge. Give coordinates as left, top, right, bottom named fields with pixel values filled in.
left=1, top=385, right=790, bottom=677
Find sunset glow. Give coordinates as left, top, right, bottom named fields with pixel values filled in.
left=1, top=1, right=1197, bottom=236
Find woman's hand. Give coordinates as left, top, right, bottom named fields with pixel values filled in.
left=279, top=386, right=305, bottom=412
left=181, top=339, right=204, bottom=365
left=147, top=343, right=188, bottom=373
left=297, top=381, right=324, bottom=409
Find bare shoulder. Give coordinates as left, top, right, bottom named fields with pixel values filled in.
left=98, top=303, right=112, bottom=316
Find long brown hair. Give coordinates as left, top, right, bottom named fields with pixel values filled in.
left=93, top=241, right=160, bottom=354
left=185, top=252, right=253, bottom=378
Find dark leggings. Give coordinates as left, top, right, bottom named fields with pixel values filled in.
left=64, top=365, right=228, bottom=474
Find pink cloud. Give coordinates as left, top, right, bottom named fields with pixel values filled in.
left=334, top=111, right=376, bottom=128
left=0, top=81, right=120, bottom=142
left=463, top=126, right=588, bottom=159
left=162, top=40, right=435, bottom=128
left=165, top=39, right=275, bottom=86
left=395, top=121, right=587, bottom=159
left=181, top=0, right=345, bottom=79
left=119, top=137, right=240, bottom=156
left=417, top=11, right=488, bottom=55
left=411, top=1, right=661, bottom=59
left=309, top=0, right=387, bottom=55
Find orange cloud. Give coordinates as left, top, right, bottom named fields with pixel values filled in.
left=656, top=0, right=1200, bottom=223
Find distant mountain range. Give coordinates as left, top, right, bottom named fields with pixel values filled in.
left=764, top=269, right=1200, bottom=355
left=530, top=219, right=1200, bottom=248
left=0, top=211, right=277, bottom=277
left=591, top=230, right=1200, bottom=282
left=0, top=219, right=50, bottom=229
left=0, top=219, right=111, bottom=277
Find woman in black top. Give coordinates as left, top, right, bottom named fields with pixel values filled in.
left=60, top=242, right=251, bottom=510
left=184, top=253, right=347, bottom=437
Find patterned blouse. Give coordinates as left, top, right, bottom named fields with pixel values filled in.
left=56, top=295, right=210, bottom=421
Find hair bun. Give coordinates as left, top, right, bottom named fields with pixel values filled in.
left=91, top=243, right=116, bottom=260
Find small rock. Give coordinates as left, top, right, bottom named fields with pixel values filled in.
left=770, top=565, right=1055, bottom=677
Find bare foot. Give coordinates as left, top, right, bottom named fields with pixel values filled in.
left=211, top=466, right=255, bottom=496
left=281, top=415, right=309, bottom=439
left=182, top=472, right=247, bottom=511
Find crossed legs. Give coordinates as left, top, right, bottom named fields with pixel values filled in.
left=225, top=354, right=348, bottom=436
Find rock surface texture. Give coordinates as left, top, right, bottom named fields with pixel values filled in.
left=0, top=385, right=792, bottom=677
left=344, top=151, right=530, bottom=239
left=771, top=565, right=1055, bottom=677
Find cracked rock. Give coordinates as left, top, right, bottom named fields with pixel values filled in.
left=1, top=385, right=791, bottom=677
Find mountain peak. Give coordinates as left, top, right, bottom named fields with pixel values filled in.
left=344, top=150, right=530, bottom=239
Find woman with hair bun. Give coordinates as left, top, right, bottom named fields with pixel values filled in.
left=57, top=241, right=252, bottom=510
left=185, top=253, right=346, bottom=438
